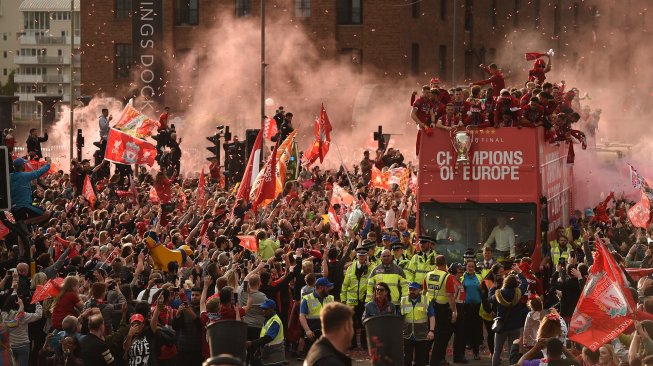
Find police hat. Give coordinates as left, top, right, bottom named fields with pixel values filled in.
left=391, top=243, right=403, bottom=251
left=361, top=239, right=375, bottom=250
left=418, top=236, right=436, bottom=245
left=355, top=245, right=368, bottom=256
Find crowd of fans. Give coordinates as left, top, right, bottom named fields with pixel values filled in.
left=0, top=56, right=649, bottom=366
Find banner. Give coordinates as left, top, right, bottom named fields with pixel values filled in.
left=113, top=104, right=159, bottom=138
left=31, top=278, right=64, bottom=304
left=104, top=128, right=157, bottom=166
left=569, top=240, right=636, bottom=351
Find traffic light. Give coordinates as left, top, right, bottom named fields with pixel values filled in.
left=206, top=126, right=231, bottom=163
left=373, top=125, right=390, bottom=152
left=245, top=129, right=261, bottom=161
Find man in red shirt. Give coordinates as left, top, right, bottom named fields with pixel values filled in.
left=471, top=63, right=505, bottom=98
left=158, top=106, right=170, bottom=131
left=528, top=57, right=552, bottom=85
left=494, top=89, right=519, bottom=127
left=411, top=89, right=438, bottom=155
left=436, top=103, right=463, bottom=131
left=430, top=77, right=452, bottom=105
left=452, top=88, right=471, bottom=118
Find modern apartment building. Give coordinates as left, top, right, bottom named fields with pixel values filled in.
left=0, top=0, right=22, bottom=85
left=13, top=0, right=80, bottom=120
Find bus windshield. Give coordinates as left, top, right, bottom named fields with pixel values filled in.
left=419, top=202, right=537, bottom=263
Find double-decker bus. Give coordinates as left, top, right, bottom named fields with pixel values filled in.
left=416, top=127, right=573, bottom=262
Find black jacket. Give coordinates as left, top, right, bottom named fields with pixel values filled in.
left=26, top=133, right=48, bottom=158
left=304, top=336, right=352, bottom=366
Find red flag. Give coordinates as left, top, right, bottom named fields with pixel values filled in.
left=150, top=186, right=160, bottom=204
left=303, top=104, right=333, bottom=165
left=626, top=268, right=653, bottom=281
left=104, top=128, right=157, bottom=166
left=525, top=52, right=547, bottom=61
left=628, top=191, right=650, bottom=228
left=53, top=235, right=79, bottom=260
left=236, top=129, right=263, bottom=204
left=82, top=175, right=96, bottom=208
left=237, top=235, right=258, bottom=252
left=569, top=240, right=636, bottom=351
left=113, top=104, right=159, bottom=138
left=31, top=278, right=64, bottom=304
left=197, top=168, right=206, bottom=212
left=104, top=247, right=121, bottom=264
left=262, top=117, right=278, bottom=141
left=251, top=140, right=279, bottom=210
left=369, top=166, right=390, bottom=191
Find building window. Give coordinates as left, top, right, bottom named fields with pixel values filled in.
left=412, top=0, right=420, bottom=18
left=439, top=0, right=446, bottom=21
left=175, top=0, right=199, bottom=25
left=534, top=0, right=540, bottom=27
left=411, top=43, right=419, bottom=76
left=2, top=51, right=6, bottom=58
left=464, top=49, right=474, bottom=80
left=24, top=12, right=51, bottom=31
left=337, top=0, right=362, bottom=24
left=3, top=69, right=7, bottom=76
left=116, top=0, right=132, bottom=19
left=339, top=48, right=362, bottom=73
left=295, top=0, right=310, bottom=19
left=3, top=34, right=7, bottom=41
left=439, top=45, right=446, bottom=79
left=115, top=44, right=132, bottom=79
left=235, top=0, right=251, bottom=17
left=464, top=0, right=473, bottom=31
left=489, top=0, right=496, bottom=26
left=513, top=0, right=520, bottom=27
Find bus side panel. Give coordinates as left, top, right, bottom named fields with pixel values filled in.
left=540, top=142, right=574, bottom=242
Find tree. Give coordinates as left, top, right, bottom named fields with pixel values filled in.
left=0, top=70, right=17, bottom=96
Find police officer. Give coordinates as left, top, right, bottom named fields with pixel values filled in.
left=548, top=234, right=574, bottom=267
left=366, top=249, right=408, bottom=305
left=340, top=245, right=370, bottom=349
left=246, top=299, right=285, bottom=366
left=400, top=282, right=435, bottom=366
left=299, top=277, right=334, bottom=351
left=406, top=236, right=437, bottom=284
left=362, top=239, right=379, bottom=269
left=424, top=255, right=456, bottom=366
left=392, top=242, right=409, bottom=269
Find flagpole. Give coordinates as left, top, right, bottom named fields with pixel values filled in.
left=333, top=141, right=357, bottom=195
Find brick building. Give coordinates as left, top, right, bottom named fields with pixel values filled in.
left=80, top=0, right=647, bottom=112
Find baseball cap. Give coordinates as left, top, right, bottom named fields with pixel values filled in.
left=260, top=299, right=277, bottom=310
left=13, top=158, right=26, bottom=169
left=130, top=314, right=145, bottom=323
left=584, top=208, right=594, bottom=217
left=408, top=282, right=422, bottom=290
left=315, top=277, right=334, bottom=288
left=381, top=234, right=391, bottom=241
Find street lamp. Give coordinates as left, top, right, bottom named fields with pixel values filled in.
left=69, top=0, right=74, bottom=162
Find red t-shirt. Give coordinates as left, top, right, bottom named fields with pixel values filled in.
left=51, top=292, right=80, bottom=330
left=413, top=96, right=435, bottom=124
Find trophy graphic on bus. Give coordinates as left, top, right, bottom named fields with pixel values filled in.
left=451, top=126, right=472, bottom=165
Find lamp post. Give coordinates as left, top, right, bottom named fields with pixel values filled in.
left=260, top=0, right=266, bottom=160
left=69, top=0, right=74, bottom=162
